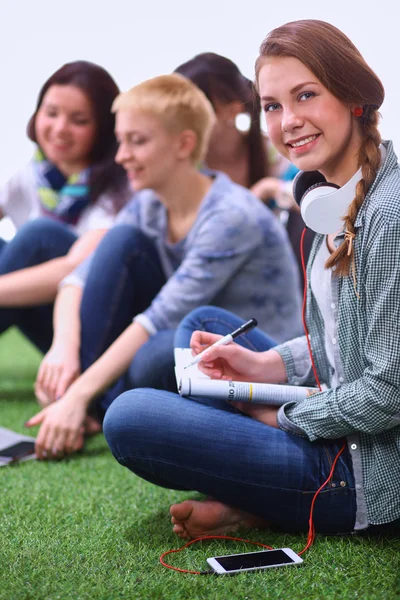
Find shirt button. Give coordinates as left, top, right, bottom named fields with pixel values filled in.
left=351, top=443, right=357, bottom=450
left=339, top=376, right=344, bottom=383
left=356, top=484, right=362, bottom=490
left=332, top=265, right=337, bottom=272
left=331, top=303, right=336, bottom=309
left=332, top=337, right=337, bottom=344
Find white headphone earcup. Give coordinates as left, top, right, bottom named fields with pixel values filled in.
left=301, top=183, right=344, bottom=234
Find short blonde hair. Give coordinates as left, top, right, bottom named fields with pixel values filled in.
left=112, top=73, right=216, bottom=164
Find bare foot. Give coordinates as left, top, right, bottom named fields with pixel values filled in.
left=170, top=499, right=269, bottom=539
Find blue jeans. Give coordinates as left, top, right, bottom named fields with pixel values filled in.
left=175, top=306, right=277, bottom=350
left=0, top=218, right=77, bottom=352
left=104, top=387, right=356, bottom=533
left=105, top=304, right=356, bottom=533
left=79, top=225, right=167, bottom=418
left=127, top=306, right=278, bottom=392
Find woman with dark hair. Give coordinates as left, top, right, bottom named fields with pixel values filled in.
left=175, top=52, right=295, bottom=206
left=104, top=20, right=400, bottom=538
left=175, top=52, right=312, bottom=277
left=0, top=60, right=130, bottom=357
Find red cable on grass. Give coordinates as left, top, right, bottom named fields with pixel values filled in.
left=160, top=535, right=272, bottom=574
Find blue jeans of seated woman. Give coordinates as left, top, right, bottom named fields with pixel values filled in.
left=175, top=305, right=277, bottom=350
left=0, top=218, right=77, bottom=353
left=79, top=225, right=167, bottom=419
left=104, top=387, right=357, bottom=533
left=127, top=306, right=279, bottom=392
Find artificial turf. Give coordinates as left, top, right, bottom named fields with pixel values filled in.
left=0, top=329, right=399, bottom=599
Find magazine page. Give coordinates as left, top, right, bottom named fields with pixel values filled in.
left=174, top=348, right=319, bottom=405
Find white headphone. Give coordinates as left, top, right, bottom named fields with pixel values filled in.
left=293, top=168, right=362, bottom=234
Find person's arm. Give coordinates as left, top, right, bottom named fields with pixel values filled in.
left=27, top=320, right=149, bottom=457
left=277, top=221, right=400, bottom=440
left=190, top=330, right=288, bottom=384
left=0, top=228, right=107, bottom=306
left=35, top=284, right=83, bottom=406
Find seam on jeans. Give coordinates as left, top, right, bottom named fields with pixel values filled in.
left=117, top=454, right=355, bottom=494
left=198, top=317, right=266, bottom=352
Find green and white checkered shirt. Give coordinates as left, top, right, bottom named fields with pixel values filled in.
left=275, top=140, right=400, bottom=529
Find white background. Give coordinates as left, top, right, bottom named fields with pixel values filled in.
left=0, top=0, right=398, bottom=227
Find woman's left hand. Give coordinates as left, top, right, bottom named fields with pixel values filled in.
left=234, top=402, right=279, bottom=428
left=25, top=396, right=86, bottom=459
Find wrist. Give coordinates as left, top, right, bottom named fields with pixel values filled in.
left=62, top=380, right=91, bottom=410
left=260, top=349, right=288, bottom=384
left=52, top=333, right=80, bottom=353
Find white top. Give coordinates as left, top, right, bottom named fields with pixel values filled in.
left=0, top=162, right=117, bottom=236
left=310, top=238, right=338, bottom=387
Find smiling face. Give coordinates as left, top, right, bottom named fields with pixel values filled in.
left=35, top=85, right=97, bottom=175
left=114, top=109, right=186, bottom=193
left=258, top=56, right=363, bottom=184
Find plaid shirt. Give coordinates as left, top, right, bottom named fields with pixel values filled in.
left=275, top=140, right=400, bottom=529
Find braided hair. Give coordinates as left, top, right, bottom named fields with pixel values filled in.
left=256, top=19, right=385, bottom=275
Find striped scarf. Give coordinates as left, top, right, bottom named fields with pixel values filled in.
left=34, top=148, right=91, bottom=225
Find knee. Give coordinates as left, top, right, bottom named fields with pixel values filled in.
left=175, top=306, right=231, bottom=346
left=16, top=217, right=68, bottom=242
left=103, top=389, right=152, bottom=458
left=98, top=225, right=153, bottom=256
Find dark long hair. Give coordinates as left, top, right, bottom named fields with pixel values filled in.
left=175, top=52, right=268, bottom=186
left=27, top=60, right=128, bottom=209
left=256, top=20, right=385, bottom=276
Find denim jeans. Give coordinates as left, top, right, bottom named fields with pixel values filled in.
left=174, top=306, right=277, bottom=351
left=0, top=218, right=77, bottom=352
left=79, top=225, right=167, bottom=418
left=105, top=303, right=357, bottom=533
left=104, top=387, right=357, bottom=533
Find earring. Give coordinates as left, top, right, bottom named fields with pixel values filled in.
left=235, top=113, right=251, bottom=133
left=353, top=107, right=363, bottom=117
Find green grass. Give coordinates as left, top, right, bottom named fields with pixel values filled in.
left=0, top=329, right=399, bottom=600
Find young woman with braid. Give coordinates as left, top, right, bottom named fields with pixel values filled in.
left=104, top=20, right=400, bottom=538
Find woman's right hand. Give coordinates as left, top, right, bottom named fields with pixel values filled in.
left=35, top=343, right=81, bottom=407
left=190, top=331, right=286, bottom=384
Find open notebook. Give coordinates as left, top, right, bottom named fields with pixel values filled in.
left=174, top=348, right=319, bottom=405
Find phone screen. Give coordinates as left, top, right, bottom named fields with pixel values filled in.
left=215, top=549, right=296, bottom=571
left=0, top=441, right=35, bottom=459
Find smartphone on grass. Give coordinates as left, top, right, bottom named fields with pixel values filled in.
left=207, top=548, right=303, bottom=575
left=0, top=441, right=36, bottom=462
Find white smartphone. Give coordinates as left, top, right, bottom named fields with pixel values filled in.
left=207, top=548, right=303, bottom=575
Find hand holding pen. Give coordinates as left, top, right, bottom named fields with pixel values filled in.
left=184, top=318, right=258, bottom=369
